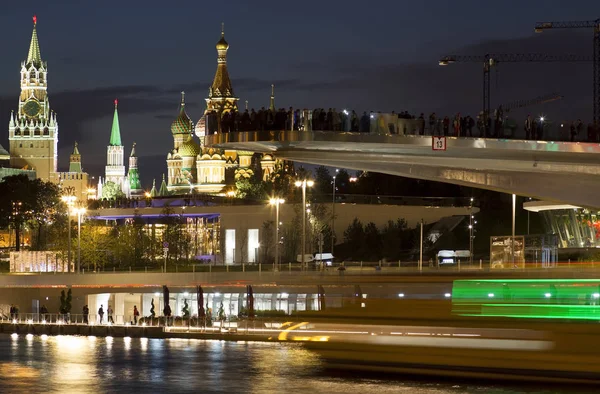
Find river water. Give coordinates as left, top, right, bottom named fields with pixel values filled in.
left=0, top=334, right=590, bottom=393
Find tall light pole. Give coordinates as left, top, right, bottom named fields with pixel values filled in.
left=270, top=198, right=284, bottom=271
left=512, top=194, right=516, bottom=268
left=75, top=206, right=86, bottom=274
left=331, top=169, right=338, bottom=256
left=295, top=179, right=314, bottom=270
left=61, top=186, right=76, bottom=273
left=469, top=197, right=474, bottom=266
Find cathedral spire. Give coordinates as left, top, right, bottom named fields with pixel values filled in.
left=209, top=23, right=234, bottom=99
left=109, top=99, right=122, bottom=146
left=269, top=84, right=275, bottom=111
left=27, top=15, right=42, bottom=67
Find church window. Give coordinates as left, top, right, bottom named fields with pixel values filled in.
left=43, top=128, right=49, bottom=136
left=30, top=144, right=33, bottom=148
left=15, top=128, right=21, bottom=136
left=34, top=128, right=40, bottom=136
left=19, top=144, right=22, bottom=148
left=24, top=129, right=30, bottom=136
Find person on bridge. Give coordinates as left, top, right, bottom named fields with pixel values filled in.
left=107, top=305, right=114, bottom=324
left=83, top=305, right=89, bottom=324
left=524, top=115, right=532, bottom=140
left=98, top=305, right=104, bottom=324
left=570, top=121, right=577, bottom=142
left=418, top=113, right=425, bottom=135
left=443, top=116, right=450, bottom=136
left=350, top=110, right=359, bottom=132
left=453, top=113, right=461, bottom=137
left=133, top=306, right=140, bottom=325
left=428, top=113, right=436, bottom=134
left=360, top=112, right=370, bottom=132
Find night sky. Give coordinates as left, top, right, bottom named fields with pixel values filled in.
left=0, top=0, right=597, bottom=188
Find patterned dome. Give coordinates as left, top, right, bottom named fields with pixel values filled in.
left=195, top=116, right=206, bottom=138
left=171, top=93, right=193, bottom=135
left=179, top=136, right=200, bottom=157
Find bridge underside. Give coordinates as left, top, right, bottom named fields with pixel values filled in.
left=206, top=131, right=600, bottom=209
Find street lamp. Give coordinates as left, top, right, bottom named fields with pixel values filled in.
left=74, top=206, right=86, bottom=274
left=331, top=169, right=338, bottom=257
left=295, top=179, right=314, bottom=270
left=61, top=186, right=76, bottom=273
left=269, top=198, right=284, bottom=271
left=469, top=198, right=475, bottom=266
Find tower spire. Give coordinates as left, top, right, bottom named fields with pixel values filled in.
left=69, top=142, right=82, bottom=173
left=110, top=99, right=122, bottom=146
left=180, top=91, right=186, bottom=107
left=269, top=84, right=275, bottom=111
left=27, top=15, right=42, bottom=67
left=128, top=142, right=142, bottom=194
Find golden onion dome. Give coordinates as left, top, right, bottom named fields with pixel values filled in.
left=216, top=36, right=229, bottom=51
left=171, top=92, right=193, bottom=135
left=178, top=136, right=200, bottom=157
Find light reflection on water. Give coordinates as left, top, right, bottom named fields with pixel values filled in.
left=0, top=333, right=592, bottom=394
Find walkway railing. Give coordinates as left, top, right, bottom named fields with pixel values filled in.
left=0, top=313, right=293, bottom=334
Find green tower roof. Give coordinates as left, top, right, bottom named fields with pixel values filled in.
left=109, top=99, right=122, bottom=146
left=158, top=174, right=169, bottom=197
left=128, top=143, right=142, bottom=191
left=27, top=15, right=42, bottom=67
left=150, top=179, right=157, bottom=197
left=68, top=142, right=82, bottom=173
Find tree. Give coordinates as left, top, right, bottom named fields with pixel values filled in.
left=343, top=218, right=366, bottom=260
left=261, top=221, right=275, bottom=264
left=80, top=220, right=113, bottom=271
left=266, top=159, right=295, bottom=201
left=150, top=298, right=155, bottom=318
left=381, top=219, right=408, bottom=260
left=59, top=290, right=66, bottom=314
left=65, top=288, right=72, bottom=315
left=335, top=169, right=351, bottom=194
left=314, top=166, right=332, bottom=196
left=101, top=181, right=125, bottom=200
left=182, top=299, right=190, bottom=318
left=364, top=222, right=382, bottom=261
left=0, top=175, right=62, bottom=251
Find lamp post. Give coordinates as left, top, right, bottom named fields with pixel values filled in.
left=331, top=169, right=338, bottom=256
left=512, top=194, right=516, bottom=268
left=74, top=206, right=86, bottom=274
left=295, top=179, right=314, bottom=270
left=469, top=197, right=474, bottom=266
left=61, top=187, right=76, bottom=273
left=270, top=198, right=284, bottom=271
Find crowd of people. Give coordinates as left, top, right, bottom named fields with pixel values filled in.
left=203, top=106, right=598, bottom=142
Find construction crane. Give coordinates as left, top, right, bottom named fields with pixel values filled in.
left=534, top=19, right=600, bottom=127
left=439, top=53, right=592, bottom=135
left=503, top=92, right=563, bottom=112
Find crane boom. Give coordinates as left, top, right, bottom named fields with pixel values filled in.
left=504, top=93, right=563, bottom=112
left=440, top=54, right=591, bottom=64
left=535, top=20, right=599, bottom=31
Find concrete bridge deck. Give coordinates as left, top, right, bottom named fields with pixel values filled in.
left=205, top=130, right=600, bottom=208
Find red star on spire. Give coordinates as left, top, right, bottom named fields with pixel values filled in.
left=33, top=15, right=37, bottom=25
left=114, top=99, right=118, bottom=107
